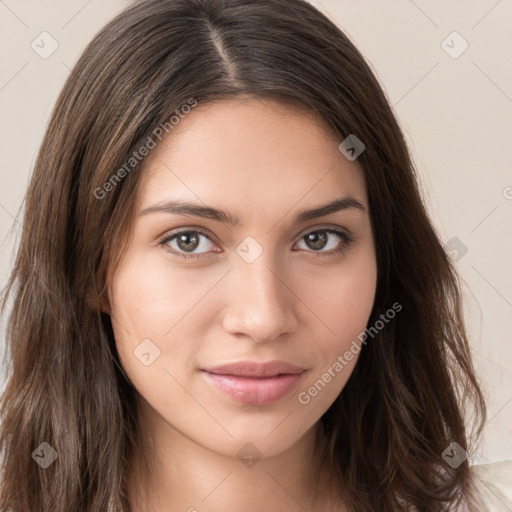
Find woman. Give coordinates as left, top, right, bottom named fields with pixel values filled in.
left=1, top=0, right=510, bottom=510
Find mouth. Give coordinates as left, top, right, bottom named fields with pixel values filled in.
left=200, top=360, right=306, bottom=405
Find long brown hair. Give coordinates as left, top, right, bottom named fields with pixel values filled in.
left=0, top=0, right=487, bottom=510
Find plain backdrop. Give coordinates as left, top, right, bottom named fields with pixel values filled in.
left=0, top=0, right=511, bottom=465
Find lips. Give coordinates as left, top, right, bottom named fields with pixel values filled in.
left=201, top=360, right=306, bottom=405
left=202, top=360, right=305, bottom=378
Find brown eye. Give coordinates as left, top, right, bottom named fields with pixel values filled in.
left=304, top=231, right=329, bottom=250
left=175, top=232, right=201, bottom=252
left=160, top=229, right=218, bottom=259
left=296, top=229, right=351, bottom=254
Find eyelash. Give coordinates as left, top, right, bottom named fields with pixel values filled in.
left=158, top=227, right=355, bottom=261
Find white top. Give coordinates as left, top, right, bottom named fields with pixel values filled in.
left=460, top=460, right=512, bottom=511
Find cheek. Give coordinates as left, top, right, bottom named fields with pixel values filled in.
left=306, top=251, right=377, bottom=348
left=110, top=257, right=184, bottom=330
left=295, top=251, right=377, bottom=407
left=109, top=251, right=224, bottom=339
left=108, top=253, right=228, bottom=390
left=108, top=255, right=179, bottom=371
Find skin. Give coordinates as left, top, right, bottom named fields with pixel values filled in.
left=106, top=97, right=378, bottom=512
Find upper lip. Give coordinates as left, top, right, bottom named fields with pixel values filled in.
left=202, top=360, right=305, bottom=378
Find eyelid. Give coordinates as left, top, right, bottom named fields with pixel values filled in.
left=295, top=223, right=352, bottom=240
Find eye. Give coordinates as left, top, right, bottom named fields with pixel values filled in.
left=158, top=227, right=354, bottom=260
left=295, top=229, right=353, bottom=256
left=159, top=229, right=219, bottom=260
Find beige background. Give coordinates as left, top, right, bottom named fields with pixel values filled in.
left=1, top=0, right=511, bottom=464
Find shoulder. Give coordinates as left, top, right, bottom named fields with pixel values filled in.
left=467, top=460, right=512, bottom=511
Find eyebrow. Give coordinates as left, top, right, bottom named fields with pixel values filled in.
left=139, top=196, right=366, bottom=225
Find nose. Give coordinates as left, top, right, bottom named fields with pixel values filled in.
left=221, top=255, right=298, bottom=343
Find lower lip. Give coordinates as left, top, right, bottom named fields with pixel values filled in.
left=202, top=371, right=304, bottom=405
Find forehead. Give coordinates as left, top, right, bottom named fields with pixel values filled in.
left=136, top=97, right=367, bottom=218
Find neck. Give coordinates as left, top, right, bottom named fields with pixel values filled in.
left=126, top=399, right=342, bottom=512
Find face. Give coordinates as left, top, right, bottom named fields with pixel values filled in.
left=107, top=97, right=377, bottom=461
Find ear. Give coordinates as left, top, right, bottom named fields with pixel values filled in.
left=99, top=293, right=111, bottom=315
left=85, top=286, right=111, bottom=315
